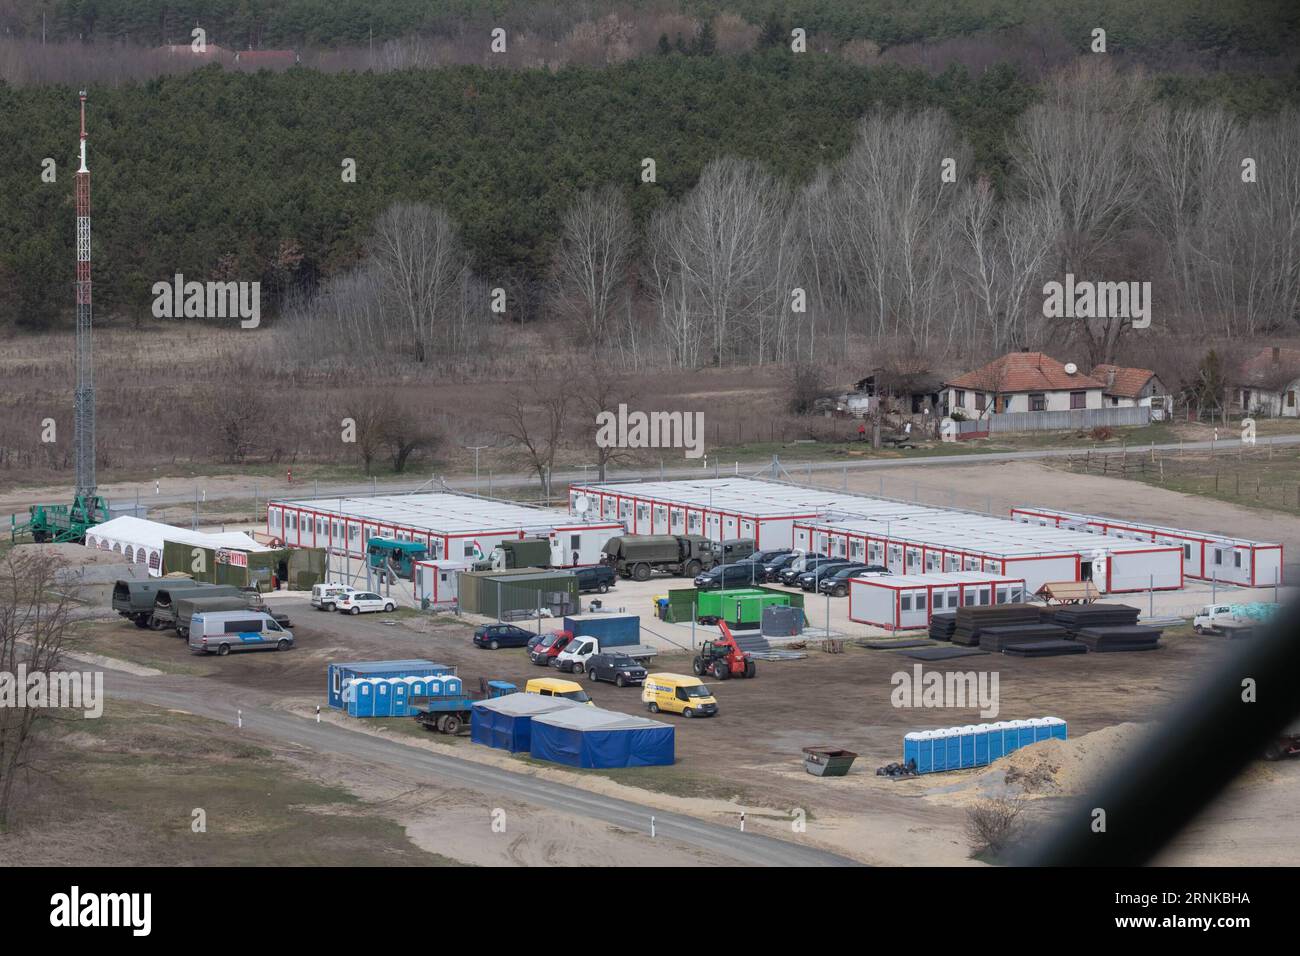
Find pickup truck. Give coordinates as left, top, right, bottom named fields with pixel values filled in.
left=572, top=565, right=616, bottom=594
left=1193, top=602, right=1279, bottom=635
left=553, top=635, right=656, bottom=675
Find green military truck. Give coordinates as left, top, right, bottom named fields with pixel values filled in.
left=600, top=534, right=717, bottom=582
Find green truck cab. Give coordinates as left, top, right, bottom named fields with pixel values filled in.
left=367, top=537, right=428, bottom=582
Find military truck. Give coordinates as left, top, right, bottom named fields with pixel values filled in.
left=600, top=534, right=717, bottom=581
left=477, top=537, right=552, bottom=572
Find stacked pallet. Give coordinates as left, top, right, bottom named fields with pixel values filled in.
left=950, top=605, right=1042, bottom=647
left=929, top=613, right=957, bottom=642
left=1049, top=604, right=1141, bottom=634
left=978, top=623, right=1070, bottom=652
left=1073, top=625, right=1163, bottom=652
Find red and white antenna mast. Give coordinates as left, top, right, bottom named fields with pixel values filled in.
left=74, top=90, right=96, bottom=502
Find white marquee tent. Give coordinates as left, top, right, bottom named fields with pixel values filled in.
left=84, top=516, right=268, bottom=577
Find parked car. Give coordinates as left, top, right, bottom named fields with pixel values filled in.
left=693, top=562, right=763, bottom=590
left=473, top=623, right=537, bottom=649
left=188, top=610, right=293, bottom=656
left=742, top=548, right=792, bottom=567
left=524, top=677, right=593, bottom=705
left=527, top=632, right=548, bottom=651
left=587, top=653, right=648, bottom=687
left=799, top=560, right=852, bottom=591
left=529, top=630, right=574, bottom=666
left=311, top=583, right=357, bottom=611
left=817, top=563, right=888, bottom=597
left=761, top=551, right=821, bottom=582
left=778, top=556, right=834, bottom=586
left=335, top=591, right=397, bottom=614
left=572, top=564, right=616, bottom=594
left=641, top=672, right=718, bottom=718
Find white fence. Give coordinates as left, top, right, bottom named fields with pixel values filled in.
left=957, top=405, right=1150, bottom=435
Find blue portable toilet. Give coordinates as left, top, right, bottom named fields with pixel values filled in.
left=971, top=724, right=990, bottom=766
left=903, top=731, right=922, bottom=771
left=390, top=678, right=409, bottom=717
left=1045, top=716, right=1068, bottom=740
left=1015, top=719, right=1036, bottom=751
left=372, top=680, right=392, bottom=718
left=987, top=721, right=1009, bottom=761
left=351, top=679, right=376, bottom=717
left=959, top=725, right=979, bottom=768
left=444, top=675, right=463, bottom=696
left=327, top=659, right=453, bottom=709
left=1030, top=717, right=1051, bottom=742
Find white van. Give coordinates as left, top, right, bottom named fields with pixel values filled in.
left=311, top=583, right=357, bottom=611
left=188, top=610, right=293, bottom=656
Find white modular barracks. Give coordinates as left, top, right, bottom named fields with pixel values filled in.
left=848, top=572, right=1028, bottom=630
left=268, top=493, right=623, bottom=567
left=568, top=477, right=1183, bottom=594
left=1009, top=506, right=1284, bottom=588
left=568, top=478, right=900, bottom=551
left=795, top=514, right=1183, bottom=594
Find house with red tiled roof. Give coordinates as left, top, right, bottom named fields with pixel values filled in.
left=1090, top=364, right=1173, bottom=420
left=1233, top=347, right=1300, bottom=418
left=943, top=350, right=1104, bottom=418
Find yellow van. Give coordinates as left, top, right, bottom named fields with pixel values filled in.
left=525, top=677, right=593, bottom=706
left=641, top=673, right=718, bottom=718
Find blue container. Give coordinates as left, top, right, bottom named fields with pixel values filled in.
left=561, top=613, right=640, bottom=648
left=327, top=659, right=453, bottom=709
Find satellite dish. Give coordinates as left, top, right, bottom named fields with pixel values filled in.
left=574, top=494, right=590, bottom=515
left=1064, top=362, right=1078, bottom=375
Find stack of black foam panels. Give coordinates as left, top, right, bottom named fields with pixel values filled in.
left=1049, top=604, right=1141, bottom=634
left=950, top=605, right=1043, bottom=647
left=1003, top=640, right=1088, bottom=658
left=978, top=623, right=1071, bottom=652
left=929, top=613, right=957, bottom=642
left=1072, top=625, right=1163, bottom=652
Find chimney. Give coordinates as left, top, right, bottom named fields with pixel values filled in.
left=1273, top=346, right=1281, bottom=364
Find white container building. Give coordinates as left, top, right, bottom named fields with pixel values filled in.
left=1009, top=506, right=1283, bottom=587
left=569, top=477, right=1184, bottom=593
left=267, top=493, right=623, bottom=568
left=848, top=571, right=1028, bottom=630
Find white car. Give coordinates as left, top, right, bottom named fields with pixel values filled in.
left=311, top=583, right=358, bottom=611
left=335, top=591, right=396, bottom=615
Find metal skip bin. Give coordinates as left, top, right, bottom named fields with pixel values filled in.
left=802, top=746, right=858, bottom=777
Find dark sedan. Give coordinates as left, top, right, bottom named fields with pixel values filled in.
left=473, top=623, right=536, bottom=649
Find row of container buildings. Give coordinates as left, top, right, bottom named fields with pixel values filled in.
left=565, top=477, right=1204, bottom=593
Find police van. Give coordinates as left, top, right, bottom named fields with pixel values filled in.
left=188, top=610, right=294, bottom=656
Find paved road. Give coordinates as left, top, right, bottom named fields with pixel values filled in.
left=100, top=664, right=859, bottom=867
left=10, top=433, right=1299, bottom=520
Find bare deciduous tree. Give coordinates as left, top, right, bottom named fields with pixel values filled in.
left=499, top=386, right=570, bottom=497
left=551, top=185, right=634, bottom=344
left=0, top=550, right=75, bottom=826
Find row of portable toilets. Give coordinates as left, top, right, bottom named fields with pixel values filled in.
left=343, top=674, right=464, bottom=718
left=903, top=717, right=1067, bottom=774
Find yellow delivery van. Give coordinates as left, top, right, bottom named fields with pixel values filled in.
left=641, top=672, right=718, bottom=718
left=525, top=677, right=593, bottom=706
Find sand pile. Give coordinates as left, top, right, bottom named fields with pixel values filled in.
left=995, top=723, right=1146, bottom=796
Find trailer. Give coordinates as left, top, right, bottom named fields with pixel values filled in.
left=1010, top=506, right=1283, bottom=588
left=848, top=572, right=1028, bottom=631
left=413, top=680, right=517, bottom=734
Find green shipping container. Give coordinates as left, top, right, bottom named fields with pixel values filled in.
left=697, top=588, right=791, bottom=624
left=162, top=541, right=326, bottom=591
left=458, top=568, right=580, bottom=619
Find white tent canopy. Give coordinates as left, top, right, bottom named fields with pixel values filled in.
left=84, top=516, right=269, bottom=577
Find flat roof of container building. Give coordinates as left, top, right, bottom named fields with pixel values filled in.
left=577, top=478, right=1167, bottom=558
left=572, top=477, right=894, bottom=519
left=272, top=493, right=618, bottom=536
left=1009, top=506, right=1280, bottom=549
left=801, top=513, right=1167, bottom=559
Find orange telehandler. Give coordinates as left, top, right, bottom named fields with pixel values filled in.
left=692, top=620, right=757, bottom=680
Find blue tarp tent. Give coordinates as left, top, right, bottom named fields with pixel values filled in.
left=529, top=707, right=675, bottom=769
left=470, top=694, right=581, bottom=753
